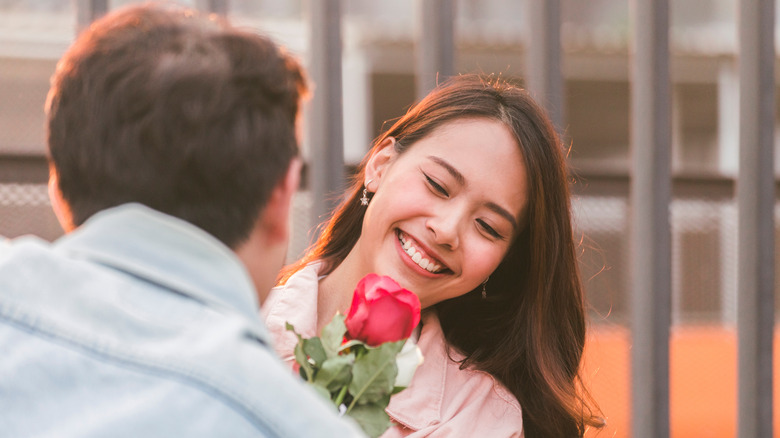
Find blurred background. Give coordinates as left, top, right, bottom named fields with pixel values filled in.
left=0, top=0, right=776, bottom=436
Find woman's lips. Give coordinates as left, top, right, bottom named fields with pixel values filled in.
left=397, top=230, right=449, bottom=274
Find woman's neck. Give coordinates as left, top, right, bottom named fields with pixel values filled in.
left=316, top=249, right=363, bottom=333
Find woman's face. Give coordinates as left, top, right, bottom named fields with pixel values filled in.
left=356, top=118, right=528, bottom=308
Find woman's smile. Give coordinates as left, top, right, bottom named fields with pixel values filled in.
left=396, top=229, right=449, bottom=275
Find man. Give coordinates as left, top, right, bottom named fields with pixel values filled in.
left=0, top=4, right=363, bottom=437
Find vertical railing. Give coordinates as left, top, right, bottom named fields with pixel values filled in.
left=197, top=0, right=229, bottom=15
left=629, top=0, right=672, bottom=437
left=75, top=0, right=107, bottom=33
left=415, top=0, right=455, bottom=99
left=525, top=0, right=563, bottom=132
left=737, top=0, right=775, bottom=436
left=78, top=1, right=229, bottom=33
left=307, top=0, right=345, bottom=232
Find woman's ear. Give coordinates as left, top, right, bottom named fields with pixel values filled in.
left=364, top=136, right=397, bottom=190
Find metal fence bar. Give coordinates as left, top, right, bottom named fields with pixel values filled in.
left=415, top=0, right=455, bottom=99
left=525, top=0, right=563, bottom=131
left=629, top=0, right=671, bottom=437
left=75, top=0, right=108, bottom=34
left=197, top=0, right=229, bottom=15
left=307, top=0, right=345, bottom=231
left=737, top=0, right=775, bottom=436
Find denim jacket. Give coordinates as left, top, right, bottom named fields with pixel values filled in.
left=0, top=204, right=364, bottom=437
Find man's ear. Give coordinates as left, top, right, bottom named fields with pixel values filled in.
left=260, top=157, right=302, bottom=244
left=47, top=166, right=75, bottom=233
left=364, top=136, right=397, bottom=190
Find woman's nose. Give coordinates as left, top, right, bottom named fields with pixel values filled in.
left=426, top=209, right=461, bottom=250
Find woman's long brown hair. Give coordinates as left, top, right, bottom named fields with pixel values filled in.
left=280, top=74, right=604, bottom=437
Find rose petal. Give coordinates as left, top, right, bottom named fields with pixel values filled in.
left=345, top=284, right=370, bottom=339
left=387, top=289, right=421, bottom=327
left=357, top=292, right=415, bottom=345
left=347, top=280, right=369, bottom=318
left=344, top=274, right=423, bottom=346
left=357, top=273, right=382, bottom=296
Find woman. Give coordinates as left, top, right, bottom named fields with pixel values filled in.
left=263, top=74, right=603, bottom=437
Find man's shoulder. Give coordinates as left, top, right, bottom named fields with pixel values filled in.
left=0, top=322, right=362, bottom=437
left=0, top=234, right=49, bottom=258
left=0, top=235, right=67, bottom=303
left=0, top=238, right=364, bottom=437
left=0, top=235, right=10, bottom=259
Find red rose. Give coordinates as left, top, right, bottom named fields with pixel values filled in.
left=345, top=274, right=422, bottom=346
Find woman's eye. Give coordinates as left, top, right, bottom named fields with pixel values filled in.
left=477, top=219, right=503, bottom=239
left=425, top=174, right=449, bottom=197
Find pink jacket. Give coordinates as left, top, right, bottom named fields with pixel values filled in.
left=262, top=263, right=524, bottom=437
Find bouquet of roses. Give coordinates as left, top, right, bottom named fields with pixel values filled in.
left=286, top=274, right=423, bottom=437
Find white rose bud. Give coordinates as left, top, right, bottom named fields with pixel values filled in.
left=395, top=340, right=424, bottom=388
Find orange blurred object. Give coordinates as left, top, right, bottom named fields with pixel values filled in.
left=582, top=325, right=780, bottom=438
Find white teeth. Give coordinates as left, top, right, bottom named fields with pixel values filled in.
left=398, top=232, right=444, bottom=273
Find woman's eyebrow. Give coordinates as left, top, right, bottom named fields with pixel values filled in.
left=427, top=155, right=465, bottom=185
left=486, top=202, right=519, bottom=231
left=427, top=155, right=518, bottom=230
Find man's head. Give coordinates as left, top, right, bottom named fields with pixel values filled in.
left=46, top=4, right=307, bottom=250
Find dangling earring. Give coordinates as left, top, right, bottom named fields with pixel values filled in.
left=481, top=276, right=489, bottom=299
left=360, top=179, right=374, bottom=206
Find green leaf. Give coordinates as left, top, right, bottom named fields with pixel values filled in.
left=320, top=313, right=347, bottom=358
left=303, top=336, right=327, bottom=367
left=285, top=322, right=297, bottom=333
left=293, top=337, right=314, bottom=382
left=310, top=382, right=334, bottom=404
left=314, top=353, right=355, bottom=393
left=391, top=386, right=407, bottom=395
left=347, top=341, right=404, bottom=409
left=347, top=403, right=394, bottom=438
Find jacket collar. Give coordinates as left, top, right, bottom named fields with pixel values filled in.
left=54, top=203, right=269, bottom=342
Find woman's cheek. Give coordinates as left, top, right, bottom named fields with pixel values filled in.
left=472, top=240, right=507, bottom=275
